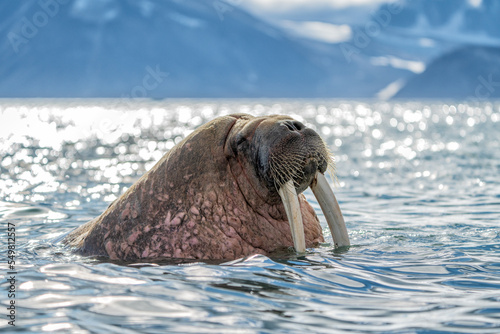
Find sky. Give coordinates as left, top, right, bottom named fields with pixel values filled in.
left=236, top=0, right=395, bottom=44
left=240, top=0, right=393, bottom=11
left=241, top=0, right=483, bottom=11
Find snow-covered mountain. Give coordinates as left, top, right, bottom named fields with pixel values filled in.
left=0, top=0, right=406, bottom=98
left=1, top=0, right=499, bottom=99
left=238, top=0, right=500, bottom=99
left=375, top=0, right=500, bottom=98
left=394, top=46, right=500, bottom=99
left=382, top=0, right=500, bottom=44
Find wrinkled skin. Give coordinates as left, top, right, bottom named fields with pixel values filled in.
left=64, top=114, right=328, bottom=260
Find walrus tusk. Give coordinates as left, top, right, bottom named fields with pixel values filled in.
left=278, top=180, right=307, bottom=253
left=311, top=172, right=350, bottom=248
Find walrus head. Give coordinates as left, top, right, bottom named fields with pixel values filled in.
left=226, top=114, right=350, bottom=252
left=64, top=113, right=349, bottom=260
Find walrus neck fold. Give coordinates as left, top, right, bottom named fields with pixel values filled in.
left=224, top=116, right=284, bottom=206
left=227, top=154, right=284, bottom=215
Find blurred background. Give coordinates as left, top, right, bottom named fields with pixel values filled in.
left=1, top=0, right=499, bottom=99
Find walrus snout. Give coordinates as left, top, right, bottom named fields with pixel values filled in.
left=266, top=121, right=331, bottom=194
left=279, top=119, right=305, bottom=132
left=246, top=116, right=350, bottom=252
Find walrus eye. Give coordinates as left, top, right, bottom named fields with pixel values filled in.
left=228, top=134, right=248, bottom=157
left=236, top=136, right=246, bottom=146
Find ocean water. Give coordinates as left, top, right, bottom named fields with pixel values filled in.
left=1, top=99, right=499, bottom=333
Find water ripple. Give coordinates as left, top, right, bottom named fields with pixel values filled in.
left=1, top=100, right=500, bottom=333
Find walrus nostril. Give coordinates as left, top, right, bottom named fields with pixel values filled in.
left=282, top=120, right=305, bottom=132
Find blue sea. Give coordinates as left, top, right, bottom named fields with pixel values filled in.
left=1, top=99, right=499, bottom=333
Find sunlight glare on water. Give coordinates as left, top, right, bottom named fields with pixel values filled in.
left=0, top=99, right=499, bottom=333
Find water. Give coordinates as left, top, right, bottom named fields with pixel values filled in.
left=1, top=99, right=499, bottom=333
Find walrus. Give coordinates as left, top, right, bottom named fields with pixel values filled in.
left=64, top=113, right=349, bottom=260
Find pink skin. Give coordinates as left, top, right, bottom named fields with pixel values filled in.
left=64, top=114, right=324, bottom=260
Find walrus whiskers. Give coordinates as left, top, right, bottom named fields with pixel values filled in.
left=269, top=154, right=305, bottom=190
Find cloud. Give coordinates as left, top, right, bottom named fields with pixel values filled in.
left=241, top=0, right=393, bottom=12
left=279, top=21, right=352, bottom=43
